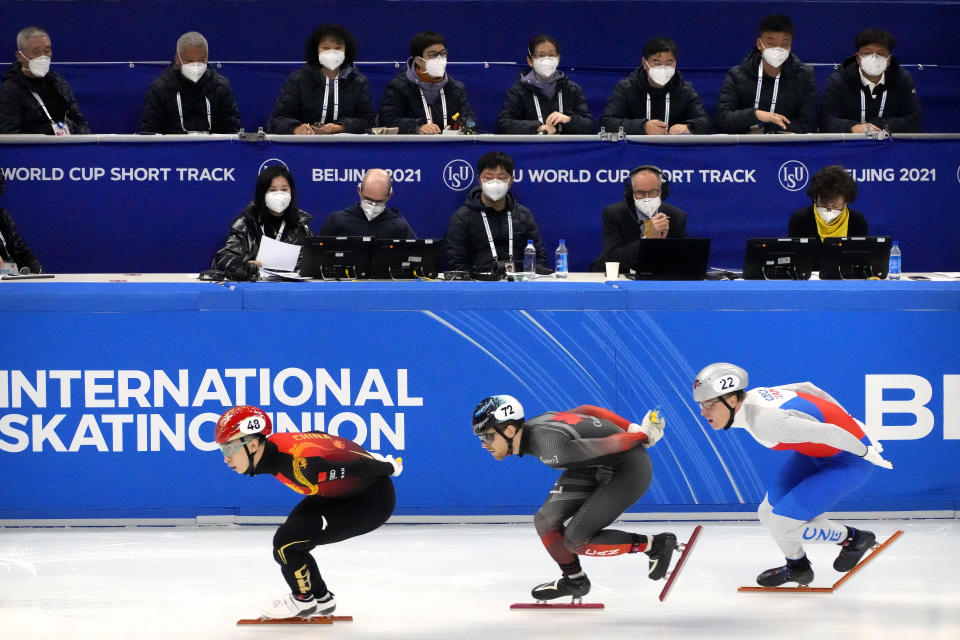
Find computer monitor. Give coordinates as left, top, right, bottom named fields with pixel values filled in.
left=742, top=237, right=816, bottom=280
left=632, top=238, right=711, bottom=280
left=819, top=236, right=892, bottom=280
left=299, top=236, right=374, bottom=279
left=369, top=238, right=443, bottom=279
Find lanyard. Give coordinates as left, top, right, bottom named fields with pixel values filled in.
left=479, top=209, right=513, bottom=264
left=30, top=91, right=56, bottom=125
left=753, top=66, right=780, bottom=113
left=176, top=92, right=211, bottom=133
left=532, top=91, right=564, bottom=125
left=860, top=88, right=887, bottom=123
left=261, top=220, right=287, bottom=240
left=321, top=76, right=339, bottom=124
left=646, top=92, right=670, bottom=126
left=419, top=87, right=447, bottom=126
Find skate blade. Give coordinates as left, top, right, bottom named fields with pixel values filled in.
left=511, top=602, right=604, bottom=610
left=658, top=525, right=703, bottom=602
left=236, top=615, right=353, bottom=625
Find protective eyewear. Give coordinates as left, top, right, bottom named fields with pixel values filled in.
left=220, top=439, right=247, bottom=456
left=477, top=431, right=497, bottom=445
left=698, top=398, right=722, bottom=411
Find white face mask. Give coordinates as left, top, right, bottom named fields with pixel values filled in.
left=635, top=197, right=661, bottom=219
left=360, top=200, right=386, bottom=221
left=318, top=50, right=345, bottom=71
left=423, top=56, right=447, bottom=78
left=180, top=62, right=207, bottom=83
left=481, top=179, right=509, bottom=202
left=859, top=53, right=888, bottom=77
left=647, top=64, right=675, bottom=86
left=21, top=53, right=51, bottom=78
left=761, top=45, right=790, bottom=68
left=817, top=206, right=843, bottom=224
left=265, top=191, right=291, bottom=213
left=532, top=56, right=559, bottom=78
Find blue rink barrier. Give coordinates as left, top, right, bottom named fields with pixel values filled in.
left=0, top=279, right=958, bottom=519
left=2, top=134, right=959, bottom=273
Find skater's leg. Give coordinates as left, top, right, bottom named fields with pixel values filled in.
left=534, top=469, right=594, bottom=575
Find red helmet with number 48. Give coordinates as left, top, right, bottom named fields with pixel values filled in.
left=215, top=406, right=272, bottom=444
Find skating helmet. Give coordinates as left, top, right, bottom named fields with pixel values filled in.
left=693, top=363, right=749, bottom=403
left=472, top=395, right=524, bottom=435
left=214, top=405, right=272, bottom=444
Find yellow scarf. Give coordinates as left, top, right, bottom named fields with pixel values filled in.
left=814, top=205, right=849, bottom=239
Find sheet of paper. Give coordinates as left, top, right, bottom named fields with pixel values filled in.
left=255, top=236, right=301, bottom=271
left=259, top=268, right=312, bottom=281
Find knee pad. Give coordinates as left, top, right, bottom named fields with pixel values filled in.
left=758, top=496, right=774, bottom=528
left=534, top=510, right=562, bottom=537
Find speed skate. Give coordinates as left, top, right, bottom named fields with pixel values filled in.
left=236, top=615, right=353, bottom=625
left=738, top=529, right=904, bottom=593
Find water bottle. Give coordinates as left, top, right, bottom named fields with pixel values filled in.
left=555, top=239, right=569, bottom=279
left=523, top=239, right=536, bottom=273
left=888, top=241, right=901, bottom=280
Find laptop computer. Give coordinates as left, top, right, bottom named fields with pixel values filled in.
left=742, top=237, right=816, bottom=280
left=369, top=238, right=444, bottom=280
left=819, top=236, right=892, bottom=280
left=632, top=238, right=711, bottom=280
left=299, top=236, right=374, bottom=279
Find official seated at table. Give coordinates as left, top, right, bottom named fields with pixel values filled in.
left=266, top=24, right=375, bottom=135
left=714, top=14, right=817, bottom=134
left=495, top=34, right=594, bottom=135
left=316, top=169, right=415, bottom=239
left=445, top=151, right=547, bottom=274
left=591, top=165, right=687, bottom=272
left=139, top=31, right=240, bottom=135
left=0, top=26, right=90, bottom=135
left=600, top=36, right=712, bottom=135
left=212, top=165, right=313, bottom=277
left=787, top=164, right=868, bottom=267
left=0, top=173, right=42, bottom=274
left=820, top=28, right=922, bottom=134
left=379, top=30, right=477, bottom=134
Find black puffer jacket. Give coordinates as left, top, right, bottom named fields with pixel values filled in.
left=496, top=71, right=595, bottom=134
left=715, top=50, right=817, bottom=133
left=266, top=64, right=374, bottom=134
left=820, top=55, right=921, bottom=133
left=601, top=67, right=712, bottom=134
left=212, top=202, right=313, bottom=272
left=0, top=207, right=42, bottom=273
left=139, top=64, right=240, bottom=134
left=787, top=204, right=870, bottom=268
left=445, top=187, right=546, bottom=273
left=590, top=198, right=688, bottom=271
left=379, top=60, right=477, bottom=134
left=317, top=202, right=415, bottom=239
left=0, top=62, right=90, bottom=134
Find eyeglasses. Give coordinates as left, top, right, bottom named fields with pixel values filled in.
left=424, top=50, right=448, bottom=60
left=815, top=200, right=845, bottom=210
left=530, top=52, right=558, bottom=60
left=477, top=431, right=497, bottom=445
left=220, top=439, right=247, bottom=456
left=633, top=189, right=661, bottom=199
left=698, top=398, right=721, bottom=411
left=361, top=196, right=389, bottom=206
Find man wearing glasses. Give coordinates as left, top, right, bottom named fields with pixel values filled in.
left=215, top=405, right=402, bottom=620
left=316, top=169, right=415, bottom=238
left=693, top=363, right=893, bottom=587
left=472, top=395, right=675, bottom=603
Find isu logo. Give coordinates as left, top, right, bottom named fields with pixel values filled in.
left=443, top=159, right=475, bottom=191
left=258, top=157, right=289, bottom=175
left=778, top=160, right=809, bottom=192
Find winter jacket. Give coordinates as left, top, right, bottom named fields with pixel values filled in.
left=212, top=202, right=313, bottom=272
left=266, top=64, right=374, bottom=134
left=787, top=204, right=869, bottom=268
left=715, top=50, right=818, bottom=134
left=496, top=71, right=595, bottom=134
left=139, top=64, right=240, bottom=134
left=379, top=60, right=477, bottom=134
left=0, top=206, right=42, bottom=273
left=445, top=187, right=547, bottom=273
left=601, top=67, right=712, bottom=134
left=820, top=55, right=921, bottom=133
left=317, top=202, right=415, bottom=239
left=0, top=62, right=90, bottom=134
left=590, top=198, right=688, bottom=271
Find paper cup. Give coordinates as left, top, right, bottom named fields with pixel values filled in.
left=605, top=262, right=620, bottom=280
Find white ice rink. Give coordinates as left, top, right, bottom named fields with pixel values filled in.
left=1, top=519, right=958, bottom=640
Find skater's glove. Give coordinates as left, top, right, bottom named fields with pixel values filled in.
left=370, top=452, right=403, bottom=477
left=628, top=409, right=664, bottom=447
left=861, top=445, right=893, bottom=469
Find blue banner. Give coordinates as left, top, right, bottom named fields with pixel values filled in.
left=2, top=136, right=959, bottom=272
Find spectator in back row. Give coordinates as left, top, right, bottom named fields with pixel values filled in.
left=0, top=26, right=90, bottom=134
left=715, top=14, right=817, bottom=134
left=140, top=31, right=240, bottom=134
left=787, top=165, right=868, bottom=268
left=267, top=24, right=375, bottom=135
left=820, top=28, right=921, bottom=134
left=601, top=37, right=712, bottom=135
left=317, top=169, right=416, bottom=238
left=379, top=31, right=476, bottom=134
left=496, top=34, right=594, bottom=135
